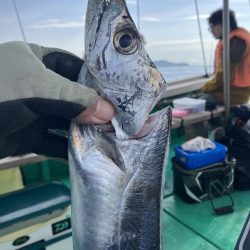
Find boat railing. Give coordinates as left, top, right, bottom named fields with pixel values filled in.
left=162, top=75, right=212, bottom=99
left=0, top=154, right=47, bottom=171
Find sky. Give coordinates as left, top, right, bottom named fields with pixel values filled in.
left=0, top=0, right=249, bottom=65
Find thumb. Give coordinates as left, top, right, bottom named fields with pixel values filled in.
left=75, top=97, right=115, bottom=124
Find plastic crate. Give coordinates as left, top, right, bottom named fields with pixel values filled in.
left=174, top=142, right=227, bottom=169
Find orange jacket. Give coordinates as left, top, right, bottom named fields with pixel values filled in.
left=215, top=28, right=250, bottom=87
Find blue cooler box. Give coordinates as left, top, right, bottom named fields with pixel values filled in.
left=174, top=142, right=227, bottom=170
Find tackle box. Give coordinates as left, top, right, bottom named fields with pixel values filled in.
left=174, top=142, right=228, bottom=169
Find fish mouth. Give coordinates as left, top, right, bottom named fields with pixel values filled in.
left=133, top=107, right=172, bottom=139
left=137, top=86, right=168, bottom=137
left=133, top=116, right=155, bottom=138
left=95, top=107, right=171, bottom=139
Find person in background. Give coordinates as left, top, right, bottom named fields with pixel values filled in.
left=202, top=9, right=250, bottom=106
left=0, top=41, right=115, bottom=160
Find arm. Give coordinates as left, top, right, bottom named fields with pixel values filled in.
left=201, top=67, right=224, bottom=93
left=202, top=37, right=246, bottom=93
left=230, top=37, right=246, bottom=64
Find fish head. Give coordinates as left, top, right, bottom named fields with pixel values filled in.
left=83, top=0, right=167, bottom=139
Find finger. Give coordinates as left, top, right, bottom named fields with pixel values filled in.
left=75, top=97, right=115, bottom=124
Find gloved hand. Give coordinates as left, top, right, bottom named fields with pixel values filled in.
left=0, top=41, right=114, bottom=159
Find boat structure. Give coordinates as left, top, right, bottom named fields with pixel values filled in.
left=0, top=0, right=250, bottom=249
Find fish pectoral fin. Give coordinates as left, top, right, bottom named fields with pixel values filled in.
left=96, top=134, right=126, bottom=173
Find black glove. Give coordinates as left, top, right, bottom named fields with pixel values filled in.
left=0, top=41, right=98, bottom=159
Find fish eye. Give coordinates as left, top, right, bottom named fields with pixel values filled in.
left=120, top=34, right=132, bottom=48
left=113, top=30, right=138, bottom=55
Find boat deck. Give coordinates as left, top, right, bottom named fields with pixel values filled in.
left=163, top=190, right=250, bottom=250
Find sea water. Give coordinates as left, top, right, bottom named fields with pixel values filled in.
left=158, top=65, right=213, bottom=84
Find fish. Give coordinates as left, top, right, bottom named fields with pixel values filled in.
left=69, top=107, right=171, bottom=249
left=68, top=0, right=171, bottom=249
left=78, top=0, right=168, bottom=139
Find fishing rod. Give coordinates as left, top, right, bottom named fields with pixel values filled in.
left=194, top=0, right=208, bottom=77
left=12, top=0, right=27, bottom=42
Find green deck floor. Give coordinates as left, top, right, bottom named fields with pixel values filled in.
left=162, top=191, right=250, bottom=250
left=163, top=212, right=218, bottom=249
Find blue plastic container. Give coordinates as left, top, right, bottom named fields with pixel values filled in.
left=174, top=142, right=227, bottom=170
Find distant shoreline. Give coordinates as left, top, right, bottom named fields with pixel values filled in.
left=154, top=60, right=189, bottom=67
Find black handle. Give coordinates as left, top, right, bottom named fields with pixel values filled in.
left=208, top=180, right=234, bottom=215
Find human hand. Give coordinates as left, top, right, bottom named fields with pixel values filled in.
left=0, top=41, right=114, bottom=159
left=75, top=97, right=114, bottom=124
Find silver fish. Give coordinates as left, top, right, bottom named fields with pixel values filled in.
left=69, top=107, right=171, bottom=249
left=79, top=0, right=168, bottom=139
left=69, top=0, right=171, bottom=249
